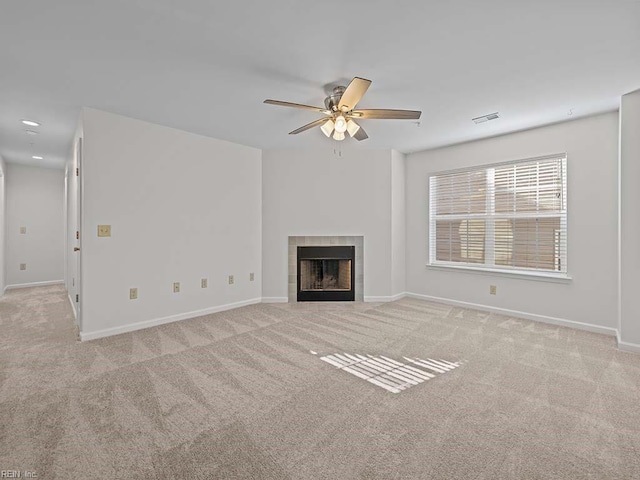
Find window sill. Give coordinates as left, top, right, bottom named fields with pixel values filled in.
left=426, top=263, right=572, bottom=283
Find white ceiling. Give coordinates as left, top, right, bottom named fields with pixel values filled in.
left=1, top=1, right=639, bottom=169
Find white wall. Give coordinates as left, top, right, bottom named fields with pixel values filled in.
left=391, top=150, right=406, bottom=296
left=0, top=155, right=6, bottom=294
left=80, top=108, right=262, bottom=339
left=406, top=112, right=619, bottom=333
left=619, top=89, right=640, bottom=350
left=262, top=148, right=395, bottom=300
left=6, top=164, right=65, bottom=287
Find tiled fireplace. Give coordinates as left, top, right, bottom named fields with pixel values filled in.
left=288, top=236, right=364, bottom=302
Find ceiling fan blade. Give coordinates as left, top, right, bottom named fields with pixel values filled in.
left=289, top=117, right=329, bottom=135
left=351, top=109, right=422, bottom=120
left=338, top=77, right=372, bottom=112
left=354, top=126, right=369, bottom=141
left=264, top=99, right=331, bottom=115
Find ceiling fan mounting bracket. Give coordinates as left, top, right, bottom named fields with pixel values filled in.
left=324, top=86, right=347, bottom=112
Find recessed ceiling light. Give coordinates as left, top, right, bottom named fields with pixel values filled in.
left=21, top=120, right=40, bottom=127
left=32, top=155, right=43, bottom=160
left=25, top=130, right=39, bottom=135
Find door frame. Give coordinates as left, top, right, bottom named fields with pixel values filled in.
left=75, top=137, right=83, bottom=331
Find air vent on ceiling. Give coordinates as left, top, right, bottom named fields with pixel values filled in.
left=472, top=112, right=500, bottom=124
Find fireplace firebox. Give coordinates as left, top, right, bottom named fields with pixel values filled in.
left=297, top=246, right=355, bottom=301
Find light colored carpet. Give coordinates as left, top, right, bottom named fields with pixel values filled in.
left=1, top=285, right=640, bottom=479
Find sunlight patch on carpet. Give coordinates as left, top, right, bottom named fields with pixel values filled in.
left=318, top=353, right=463, bottom=393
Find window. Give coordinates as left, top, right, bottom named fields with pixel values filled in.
left=429, top=154, right=567, bottom=277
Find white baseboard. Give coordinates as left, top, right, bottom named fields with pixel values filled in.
left=365, top=293, right=407, bottom=302
left=618, top=342, right=640, bottom=354
left=80, top=297, right=262, bottom=341
left=5, top=280, right=64, bottom=290
left=390, top=292, right=407, bottom=302
left=262, top=297, right=289, bottom=303
left=616, top=331, right=640, bottom=354
left=404, top=292, right=618, bottom=337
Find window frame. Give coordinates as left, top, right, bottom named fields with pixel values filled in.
left=427, top=153, right=570, bottom=281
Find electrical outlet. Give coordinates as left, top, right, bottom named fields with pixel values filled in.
left=250, top=272, right=254, bottom=281
left=201, top=278, right=208, bottom=288
left=97, top=225, right=111, bottom=237
left=228, top=275, right=234, bottom=285
left=20, top=263, right=26, bottom=271
left=490, top=285, right=497, bottom=295
left=129, top=288, right=138, bottom=300
left=19, top=227, right=26, bottom=234
left=173, top=282, right=180, bottom=293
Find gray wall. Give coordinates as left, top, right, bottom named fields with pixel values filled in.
left=6, top=163, right=64, bottom=287
left=405, top=112, right=619, bottom=334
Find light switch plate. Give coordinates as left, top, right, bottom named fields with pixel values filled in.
left=20, top=263, right=26, bottom=271
left=173, top=282, right=180, bottom=293
left=490, top=285, right=497, bottom=295
left=20, top=227, right=26, bottom=234
left=228, top=275, right=234, bottom=285
left=130, top=288, right=138, bottom=300
left=250, top=272, right=254, bottom=281
left=97, top=225, right=111, bottom=237
left=201, top=278, right=208, bottom=288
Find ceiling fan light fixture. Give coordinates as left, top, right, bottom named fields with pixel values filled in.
left=320, top=119, right=335, bottom=137
left=346, top=119, right=360, bottom=137
left=264, top=76, right=422, bottom=142
left=334, top=115, right=347, bottom=133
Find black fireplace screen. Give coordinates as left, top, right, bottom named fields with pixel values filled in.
left=297, top=246, right=355, bottom=301
left=299, top=259, right=352, bottom=291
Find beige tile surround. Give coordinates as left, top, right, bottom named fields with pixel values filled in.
left=288, top=236, right=364, bottom=302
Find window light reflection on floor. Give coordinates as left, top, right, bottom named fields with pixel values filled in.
left=315, top=352, right=463, bottom=393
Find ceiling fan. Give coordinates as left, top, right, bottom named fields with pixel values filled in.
left=264, top=77, right=421, bottom=141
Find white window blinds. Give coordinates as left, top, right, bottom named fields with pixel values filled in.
left=429, top=154, right=567, bottom=275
